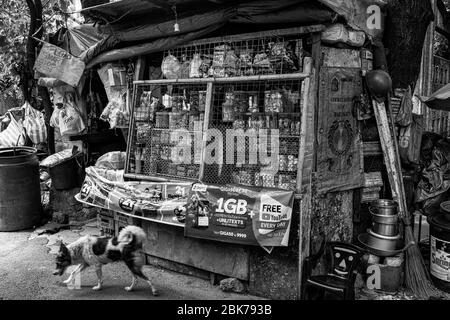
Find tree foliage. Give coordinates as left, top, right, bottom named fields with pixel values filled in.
left=0, top=0, right=70, bottom=102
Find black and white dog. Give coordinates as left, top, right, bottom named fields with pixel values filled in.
left=53, top=225, right=158, bottom=295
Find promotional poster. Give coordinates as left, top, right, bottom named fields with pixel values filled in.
left=184, top=183, right=294, bottom=248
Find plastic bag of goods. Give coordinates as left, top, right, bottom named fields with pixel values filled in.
left=161, top=54, right=181, bottom=79
left=40, top=148, right=74, bottom=167
left=95, top=151, right=126, bottom=170
left=58, top=102, right=86, bottom=136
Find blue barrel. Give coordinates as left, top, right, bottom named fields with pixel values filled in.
left=0, top=147, right=42, bottom=231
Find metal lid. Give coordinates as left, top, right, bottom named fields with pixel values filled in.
left=440, top=201, right=450, bottom=214
left=427, top=213, right=450, bottom=231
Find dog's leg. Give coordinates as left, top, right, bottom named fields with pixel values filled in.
left=92, top=265, right=103, bottom=290
left=125, top=275, right=138, bottom=292
left=132, top=268, right=158, bottom=296
left=63, top=264, right=86, bottom=284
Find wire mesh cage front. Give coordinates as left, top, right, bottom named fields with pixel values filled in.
left=161, top=34, right=307, bottom=79
left=126, top=83, right=207, bottom=181
left=202, top=79, right=304, bottom=191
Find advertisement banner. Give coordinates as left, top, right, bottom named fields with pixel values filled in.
left=184, top=183, right=294, bottom=248
left=34, top=43, right=85, bottom=87
left=77, top=167, right=189, bottom=226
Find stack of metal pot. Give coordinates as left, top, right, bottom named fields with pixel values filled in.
left=366, top=199, right=401, bottom=252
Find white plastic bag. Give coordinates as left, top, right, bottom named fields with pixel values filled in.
left=95, top=151, right=126, bottom=170
left=161, top=54, right=181, bottom=79
left=0, top=111, right=25, bottom=147
left=23, top=102, right=47, bottom=144
left=58, top=102, right=85, bottom=136
left=189, top=53, right=203, bottom=78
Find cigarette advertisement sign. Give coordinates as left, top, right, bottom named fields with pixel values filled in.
left=184, top=183, right=294, bottom=248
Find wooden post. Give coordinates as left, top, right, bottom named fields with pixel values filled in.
left=297, top=31, right=320, bottom=298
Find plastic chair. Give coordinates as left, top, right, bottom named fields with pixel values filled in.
left=301, top=241, right=365, bottom=300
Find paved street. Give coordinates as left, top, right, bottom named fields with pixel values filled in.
left=0, top=222, right=262, bottom=300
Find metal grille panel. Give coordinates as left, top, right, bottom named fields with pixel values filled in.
left=202, top=79, right=303, bottom=191
left=126, top=83, right=207, bottom=181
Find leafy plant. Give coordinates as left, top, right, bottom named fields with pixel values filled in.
left=0, top=0, right=71, bottom=102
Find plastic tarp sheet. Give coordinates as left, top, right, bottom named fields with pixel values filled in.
left=317, top=0, right=387, bottom=40
left=67, top=0, right=336, bottom=68
left=62, top=24, right=103, bottom=58
left=419, top=83, right=450, bottom=111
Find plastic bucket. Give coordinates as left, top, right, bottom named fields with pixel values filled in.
left=427, top=213, right=450, bottom=293
left=48, top=151, right=85, bottom=190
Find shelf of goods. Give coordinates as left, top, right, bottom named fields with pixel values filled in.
left=124, top=27, right=315, bottom=194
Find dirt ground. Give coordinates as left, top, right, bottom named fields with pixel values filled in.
left=0, top=221, right=263, bottom=300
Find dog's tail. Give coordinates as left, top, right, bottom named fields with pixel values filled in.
left=118, top=225, right=146, bottom=247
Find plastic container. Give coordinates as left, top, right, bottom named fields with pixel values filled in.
left=0, top=147, right=42, bottom=231
left=48, top=151, right=85, bottom=190
left=427, top=213, right=450, bottom=293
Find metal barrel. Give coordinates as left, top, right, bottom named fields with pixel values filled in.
left=0, top=147, right=42, bottom=231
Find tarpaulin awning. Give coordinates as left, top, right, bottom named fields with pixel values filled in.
left=64, top=0, right=337, bottom=68
left=419, top=83, right=450, bottom=111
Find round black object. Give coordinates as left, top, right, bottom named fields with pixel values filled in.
left=366, top=70, right=392, bottom=101
left=427, top=213, right=450, bottom=293
left=440, top=201, right=450, bottom=221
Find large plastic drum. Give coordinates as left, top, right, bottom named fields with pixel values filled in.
left=0, top=147, right=42, bottom=231
left=428, top=213, right=450, bottom=293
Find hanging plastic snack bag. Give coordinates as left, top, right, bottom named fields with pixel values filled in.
left=180, top=55, right=191, bottom=79
left=161, top=54, right=181, bottom=79
left=58, top=102, right=86, bottom=136
left=100, top=98, right=121, bottom=129
left=224, top=50, right=238, bottom=77
left=237, top=48, right=254, bottom=76
left=23, top=102, right=47, bottom=144
left=189, top=53, right=203, bottom=78
left=199, top=54, right=212, bottom=77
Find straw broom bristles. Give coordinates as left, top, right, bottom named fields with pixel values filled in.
left=403, top=218, right=442, bottom=299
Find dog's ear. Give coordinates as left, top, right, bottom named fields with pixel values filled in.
left=59, top=242, right=69, bottom=255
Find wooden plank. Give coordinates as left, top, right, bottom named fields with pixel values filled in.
left=296, top=57, right=312, bottom=194
left=372, top=100, right=407, bottom=215
left=134, top=72, right=310, bottom=85
left=134, top=56, right=146, bottom=81
left=322, top=47, right=361, bottom=68
left=297, top=32, right=321, bottom=299
left=142, top=220, right=250, bottom=280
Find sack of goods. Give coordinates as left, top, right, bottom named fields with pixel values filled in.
left=23, top=102, right=47, bottom=144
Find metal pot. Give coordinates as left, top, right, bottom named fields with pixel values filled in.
left=371, top=213, right=398, bottom=237
left=371, top=222, right=398, bottom=237
left=369, top=199, right=398, bottom=216
left=367, top=230, right=401, bottom=252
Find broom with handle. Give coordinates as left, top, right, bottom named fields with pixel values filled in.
left=385, top=91, right=441, bottom=299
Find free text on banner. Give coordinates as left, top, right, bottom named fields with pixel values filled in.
left=184, top=183, right=294, bottom=248
left=34, top=43, right=85, bottom=87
